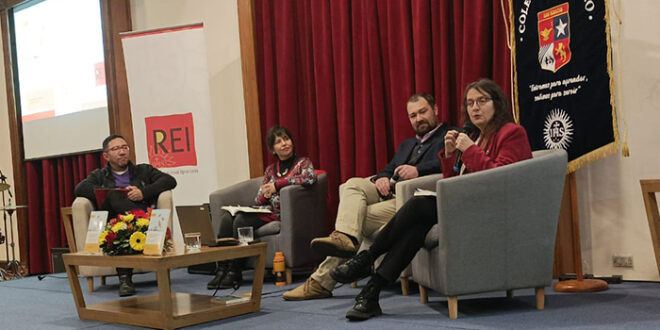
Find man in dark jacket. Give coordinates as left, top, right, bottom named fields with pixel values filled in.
left=284, top=93, right=454, bottom=300
left=75, top=134, right=176, bottom=296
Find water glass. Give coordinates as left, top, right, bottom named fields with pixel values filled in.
left=184, top=232, right=201, bottom=252
left=237, top=227, right=254, bottom=246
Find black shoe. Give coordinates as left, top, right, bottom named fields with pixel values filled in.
left=118, top=274, right=136, bottom=297
left=346, top=281, right=382, bottom=321
left=219, top=268, right=243, bottom=290
left=207, top=262, right=230, bottom=290
left=330, top=250, right=373, bottom=284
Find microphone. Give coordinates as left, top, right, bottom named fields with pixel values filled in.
left=453, top=122, right=477, bottom=172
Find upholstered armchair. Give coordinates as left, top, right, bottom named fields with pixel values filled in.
left=63, top=190, right=174, bottom=292
left=409, top=149, right=567, bottom=319
left=346, top=173, right=444, bottom=294
left=209, top=171, right=328, bottom=284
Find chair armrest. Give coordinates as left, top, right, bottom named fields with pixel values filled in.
left=72, top=197, right=95, bottom=252
left=209, top=177, right=262, bottom=227
left=395, top=173, right=443, bottom=210
left=278, top=173, right=328, bottom=265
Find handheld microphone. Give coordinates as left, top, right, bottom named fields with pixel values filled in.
left=453, top=122, right=477, bottom=172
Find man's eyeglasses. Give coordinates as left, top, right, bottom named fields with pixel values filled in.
left=466, top=97, right=492, bottom=108
left=107, top=145, right=130, bottom=152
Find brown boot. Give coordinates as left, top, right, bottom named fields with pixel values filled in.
left=283, top=277, right=332, bottom=301
left=310, top=231, right=358, bottom=258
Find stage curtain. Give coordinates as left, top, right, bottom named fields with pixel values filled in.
left=26, top=152, right=102, bottom=274
left=255, top=0, right=512, bottom=230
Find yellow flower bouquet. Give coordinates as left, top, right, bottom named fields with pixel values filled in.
left=98, top=208, right=172, bottom=255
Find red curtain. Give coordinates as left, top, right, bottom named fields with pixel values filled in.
left=254, top=0, right=512, bottom=230
left=26, top=152, right=102, bottom=274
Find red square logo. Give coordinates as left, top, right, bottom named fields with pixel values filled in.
left=145, top=113, right=197, bottom=168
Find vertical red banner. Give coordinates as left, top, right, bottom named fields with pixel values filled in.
left=144, top=113, right=197, bottom=168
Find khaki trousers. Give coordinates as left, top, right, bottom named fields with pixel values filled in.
left=311, top=177, right=396, bottom=291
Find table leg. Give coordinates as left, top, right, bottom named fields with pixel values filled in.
left=250, top=250, right=266, bottom=309
left=65, top=263, right=86, bottom=311
left=156, top=268, right=173, bottom=328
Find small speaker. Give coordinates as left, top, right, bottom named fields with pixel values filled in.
left=50, top=247, right=70, bottom=273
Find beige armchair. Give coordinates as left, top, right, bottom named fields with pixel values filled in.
left=62, top=190, right=173, bottom=292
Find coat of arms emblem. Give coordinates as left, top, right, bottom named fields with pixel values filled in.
left=537, top=3, right=571, bottom=73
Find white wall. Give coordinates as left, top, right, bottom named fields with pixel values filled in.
left=577, top=0, right=660, bottom=281
left=130, top=0, right=250, bottom=190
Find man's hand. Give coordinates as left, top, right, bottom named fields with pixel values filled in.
left=262, top=182, right=276, bottom=199
left=126, top=186, right=143, bottom=201
left=394, top=164, right=419, bottom=180
left=374, top=177, right=391, bottom=196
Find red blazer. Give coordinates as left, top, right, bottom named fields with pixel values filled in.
left=440, top=122, right=533, bottom=178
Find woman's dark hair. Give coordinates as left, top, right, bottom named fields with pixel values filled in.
left=461, top=78, right=514, bottom=135
left=266, top=125, right=294, bottom=152
left=102, top=134, right=126, bottom=152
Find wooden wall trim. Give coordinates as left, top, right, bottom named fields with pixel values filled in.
left=1, top=9, right=28, bottom=273
left=237, top=0, right=264, bottom=178
left=101, top=0, right=134, bottom=160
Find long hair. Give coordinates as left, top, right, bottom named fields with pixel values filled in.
left=460, top=78, right=514, bottom=136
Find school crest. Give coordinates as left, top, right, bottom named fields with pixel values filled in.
left=537, top=3, right=571, bottom=73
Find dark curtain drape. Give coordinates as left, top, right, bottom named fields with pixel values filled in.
left=27, top=152, right=102, bottom=274
left=254, top=0, right=511, bottom=230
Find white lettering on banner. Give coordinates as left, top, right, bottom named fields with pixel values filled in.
left=518, top=0, right=532, bottom=34
left=529, top=74, right=588, bottom=102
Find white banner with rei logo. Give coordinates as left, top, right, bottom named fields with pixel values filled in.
left=121, top=23, right=219, bottom=243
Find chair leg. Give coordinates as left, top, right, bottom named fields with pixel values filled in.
left=506, top=289, right=514, bottom=298
left=400, top=276, right=409, bottom=296
left=86, top=277, right=94, bottom=292
left=285, top=268, right=293, bottom=285
left=101, top=276, right=106, bottom=286
left=535, top=287, right=545, bottom=310
left=351, top=281, right=357, bottom=288
left=419, top=284, right=428, bottom=304
left=448, top=296, right=458, bottom=319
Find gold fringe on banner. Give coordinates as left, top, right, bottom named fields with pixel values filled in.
left=508, top=0, right=520, bottom=124
left=611, top=0, right=629, bottom=157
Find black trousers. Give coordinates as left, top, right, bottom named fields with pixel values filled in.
left=369, top=196, right=437, bottom=283
left=101, top=190, right=145, bottom=219
left=216, top=210, right=268, bottom=238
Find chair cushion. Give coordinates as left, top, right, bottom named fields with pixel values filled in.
left=255, top=221, right=280, bottom=237
left=424, top=224, right=440, bottom=249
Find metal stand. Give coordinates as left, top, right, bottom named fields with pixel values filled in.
left=0, top=169, right=26, bottom=281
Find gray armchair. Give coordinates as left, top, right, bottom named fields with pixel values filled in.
left=209, top=172, right=327, bottom=283
left=410, top=149, right=567, bottom=319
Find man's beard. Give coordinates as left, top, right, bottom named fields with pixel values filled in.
left=415, top=121, right=436, bottom=136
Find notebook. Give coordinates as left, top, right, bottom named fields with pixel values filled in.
left=176, top=204, right=238, bottom=247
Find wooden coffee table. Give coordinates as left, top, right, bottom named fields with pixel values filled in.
left=63, top=242, right=267, bottom=329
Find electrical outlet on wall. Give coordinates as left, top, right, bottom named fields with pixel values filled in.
left=612, top=255, right=633, bottom=268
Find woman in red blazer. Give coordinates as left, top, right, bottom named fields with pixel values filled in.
left=330, top=79, right=532, bottom=321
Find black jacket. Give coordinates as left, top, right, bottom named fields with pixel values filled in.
left=74, top=161, right=177, bottom=209
left=375, top=123, right=454, bottom=179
